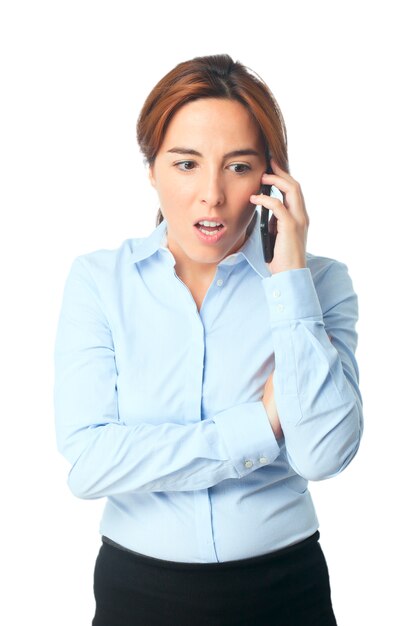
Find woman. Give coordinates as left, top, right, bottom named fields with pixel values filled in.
left=54, top=53, right=363, bottom=625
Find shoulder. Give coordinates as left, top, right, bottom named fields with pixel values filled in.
left=62, top=238, right=146, bottom=302
left=306, top=251, right=358, bottom=312
left=71, top=238, right=142, bottom=274
left=306, top=251, right=353, bottom=286
left=306, top=251, right=348, bottom=277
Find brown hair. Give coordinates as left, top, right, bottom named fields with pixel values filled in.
left=136, top=53, right=289, bottom=227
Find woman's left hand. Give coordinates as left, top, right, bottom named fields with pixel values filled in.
left=250, top=158, right=310, bottom=274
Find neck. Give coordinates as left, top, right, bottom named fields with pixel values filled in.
left=169, top=212, right=257, bottom=284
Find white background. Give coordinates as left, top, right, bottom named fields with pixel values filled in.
left=1, top=1, right=415, bottom=624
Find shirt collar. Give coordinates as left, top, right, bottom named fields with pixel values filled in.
left=128, top=210, right=272, bottom=278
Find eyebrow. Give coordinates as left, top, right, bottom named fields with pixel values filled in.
left=166, top=147, right=261, bottom=159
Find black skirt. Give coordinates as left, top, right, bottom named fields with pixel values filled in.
left=92, top=530, right=337, bottom=626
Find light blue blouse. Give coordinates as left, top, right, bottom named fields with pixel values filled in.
left=54, top=209, right=363, bottom=563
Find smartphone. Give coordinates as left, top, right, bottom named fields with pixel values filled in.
left=259, top=162, right=283, bottom=263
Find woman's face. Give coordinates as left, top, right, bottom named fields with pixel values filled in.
left=148, top=97, right=267, bottom=278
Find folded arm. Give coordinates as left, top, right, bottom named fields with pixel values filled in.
left=261, top=262, right=363, bottom=480
left=54, top=257, right=280, bottom=499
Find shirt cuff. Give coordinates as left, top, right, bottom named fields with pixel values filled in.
left=212, top=401, right=280, bottom=477
left=261, top=268, right=323, bottom=322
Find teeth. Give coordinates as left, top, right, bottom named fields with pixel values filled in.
left=200, top=228, right=220, bottom=235
left=198, top=220, right=222, bottom=227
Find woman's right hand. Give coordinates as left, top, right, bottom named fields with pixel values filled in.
left=262, top=371, right=283, bottom=439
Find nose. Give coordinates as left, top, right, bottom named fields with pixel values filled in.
left=200, top=170, right=225, bottom=207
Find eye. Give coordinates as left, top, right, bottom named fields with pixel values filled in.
left=174, top=161, right=196, bottom=171
left=230, top=163, right=251, bottom=174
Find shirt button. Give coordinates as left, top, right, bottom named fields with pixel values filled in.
left=276, top=304, right=285, bottom=313
left=244, top=460, right=253, bottom=469
left=216, top=279, right=223, bottom=286
left=272, top=289, right=281, bottom=299
left=259, top=456, right=268, bottom=465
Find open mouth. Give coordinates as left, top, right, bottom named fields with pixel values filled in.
left=193, top=221, right=226, bottom=243
left=194, top=220, right=225, bottom=235
left=194, top=223, right=224, bottom=235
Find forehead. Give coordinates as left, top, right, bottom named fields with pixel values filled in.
left=162, top=98, right=263, bottom=147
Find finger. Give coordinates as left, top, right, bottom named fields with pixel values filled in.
left=266, top=159, right=304, bottom=198
left=251, top=193, right=285, bottom=206
left=261, top=173, right=308, bottom=224
left=250, top=193, right=287, bottom=215
left=261, top=173, right=292, bottom=196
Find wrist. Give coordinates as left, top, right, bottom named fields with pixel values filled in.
left=268, top=262, right=307, bottom=275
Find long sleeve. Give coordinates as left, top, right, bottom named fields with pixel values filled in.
left=53, top=220, right=362, bottom=561
left=54, top=257, right=280, bottom=499
left=261, top=261, right=363, bottom=481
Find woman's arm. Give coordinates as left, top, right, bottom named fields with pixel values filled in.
left=261, top=261, right=363, bottom=480
left=254, top=159, right=362, bottom=480
left=54, top=257, right=280, bottom=499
